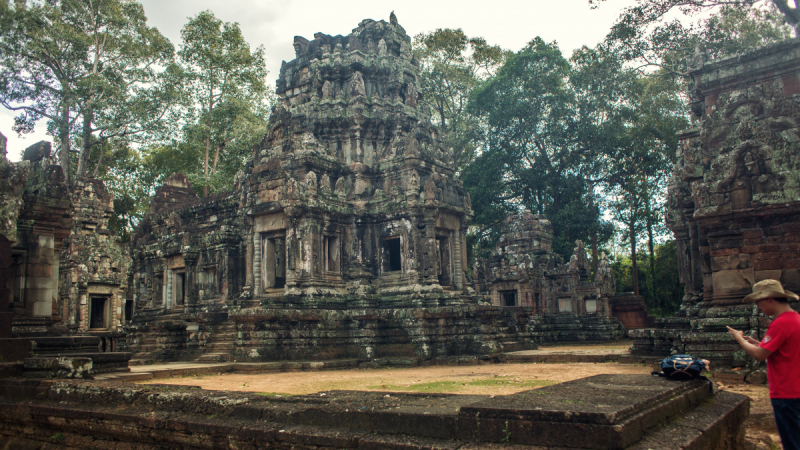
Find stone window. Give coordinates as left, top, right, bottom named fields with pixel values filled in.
left=436, top=235, right=452, bottom=286
left=558, top=298, right=573, bottom=313
left=89, top=296, right=109, bottom=329
left=323, top=235, right=340, bottom=272
left=384, top=237, right=402, bottom=272
left=124, top=300, right=134, bottom=322
left=199, top=267, right=217, bottom=294
left=585, top=299, right=597, bottom=313
left=501, top=290, right=517, bottom=307
left=262, top=235, right=286, bottom=289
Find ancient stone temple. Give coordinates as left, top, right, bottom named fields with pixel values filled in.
left=632, top=39, right=800, bottom=365
left=1, top=135, right=131, bottom=373
left=474, top=210, right=654, bottom=331
left=126, top=16, right=627, bottom=364
left=474, top=211, right=615, bottom=315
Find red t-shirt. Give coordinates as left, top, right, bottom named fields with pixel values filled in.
left=760, top=310, right=800, bottom=398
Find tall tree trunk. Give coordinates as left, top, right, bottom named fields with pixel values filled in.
left=644, top=190, right=657, bottom=309
left=59, top=103, right=71, bottom=183
left=203, top=135, right=210, bottom=197
left=630, top=219, right=639, bottom=296
left=212, top=143, right=223, bottom=174
left=591, top=233, right=598, bottom=281
left=76, top=100, right=94, bottom=178
left=91, top=139, right=107, bottom=178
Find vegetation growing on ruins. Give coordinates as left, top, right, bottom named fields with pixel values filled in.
left=1, top=0, right=796, bottom=315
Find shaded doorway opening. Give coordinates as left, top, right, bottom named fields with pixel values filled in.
left=384, top=237, right=402, bottom=272
left=90, top=297, right=108, bottom=329
left=324, top=235, right=340, bottom=272
left=263, top=236, right=286, bottom=289
left=125, top=300, right=134, bottom=322
left=174, top=271, right=186, bottom=306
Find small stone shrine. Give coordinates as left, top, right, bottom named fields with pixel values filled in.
left=632, top=39, right=800, bottom=365
left=0, top=134, right=131, bottom=373
left=474, top=210, right=653, bottom=329
left=474, top=210, right=615, bottom=315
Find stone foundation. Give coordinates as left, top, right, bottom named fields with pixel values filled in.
left=0, top=375, right=748, bottom=449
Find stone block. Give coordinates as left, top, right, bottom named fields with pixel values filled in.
left=755, top=270, right=783, bottom=282
left=754, top=259, right=783, bottom=271
left=712, top=270, right=750, bottom=292
left=741, top=229, right=763, bottom=239
left=710, top=248, right=740, bottom=257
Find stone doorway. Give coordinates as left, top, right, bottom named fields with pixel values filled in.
left=89, top=296, right=109, bottom=329
left=174, top=271, right=186, bottom=306
left=384, top=237, right=402, bottom=272
left=262, top=235, right=286, bottom=289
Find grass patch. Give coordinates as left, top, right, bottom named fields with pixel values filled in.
left=369, top=377, right=556, bottom=393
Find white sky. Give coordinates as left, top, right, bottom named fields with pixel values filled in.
left=1, top=0, right=636, bottom=161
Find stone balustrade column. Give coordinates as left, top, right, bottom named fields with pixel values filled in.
left=452, top=230, right=463, bottom=290
left=253, top=233, right=262, bottom=296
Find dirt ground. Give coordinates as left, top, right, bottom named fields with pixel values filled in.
left=142, top=361, right=654, bottom=396
left=140, top=348, right=781, bottom=448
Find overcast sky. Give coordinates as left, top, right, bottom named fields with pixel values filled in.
left=1, top=0, right=636, bottom=161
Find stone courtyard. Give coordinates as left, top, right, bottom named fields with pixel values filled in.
left=1, top=11, right=800, bottom=450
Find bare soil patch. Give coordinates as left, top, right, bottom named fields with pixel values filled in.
left=141, top=362, right=653, bottom=396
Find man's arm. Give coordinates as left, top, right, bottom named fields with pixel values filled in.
left=727, top=326, right=773, bottom=361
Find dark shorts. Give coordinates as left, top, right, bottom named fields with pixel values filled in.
left=772, top=398, right=800, bottom=450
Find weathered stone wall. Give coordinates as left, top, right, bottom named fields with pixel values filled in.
left=636, top=39, right=800, bottom=365
left=6, top=141, right=73, bottom=337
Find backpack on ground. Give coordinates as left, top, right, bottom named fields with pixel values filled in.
left=652, top=354, right=707, bottom=380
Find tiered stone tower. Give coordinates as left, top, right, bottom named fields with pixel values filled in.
left=241, top=16, right=472, bottom=307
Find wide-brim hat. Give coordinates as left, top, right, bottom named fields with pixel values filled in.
left=743, top=279, right=799, bottom=302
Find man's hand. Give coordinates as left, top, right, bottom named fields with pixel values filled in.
left=727, top=326, right=772, bottom=362
left=744, top=335, right=760, bottom=346
left=727, top=326, right=744, bottom=342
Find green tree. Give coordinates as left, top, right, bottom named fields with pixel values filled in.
left=72, top=0, right=180, bottom=179
left=1, top=0, right=87, bottom=179
left=0, top=0, right=180, bottom=182
left=413, top=28, right=508, bottom=174
left=178, top=10, right=269, bottom=196
left=595, top=0, right=795, bottom=77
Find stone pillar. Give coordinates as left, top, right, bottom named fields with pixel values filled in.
left=28, top=235, right=55, bottom=317
left=253, top=233, right=262, bottom=296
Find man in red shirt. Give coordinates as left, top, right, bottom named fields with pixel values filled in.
left=728, top=279, right=800, bottom=450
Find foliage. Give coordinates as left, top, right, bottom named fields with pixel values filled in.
left=595, top=0, right=795, bottom=77
left=177, top=9, right=270, bottom=196
left=612, top=240, right=684, bottom=317
left=413, top=28, right=509, bottom=174
left=463, top=38, right=679, bottom=262
left=0, top=0, right=182, bottom=181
